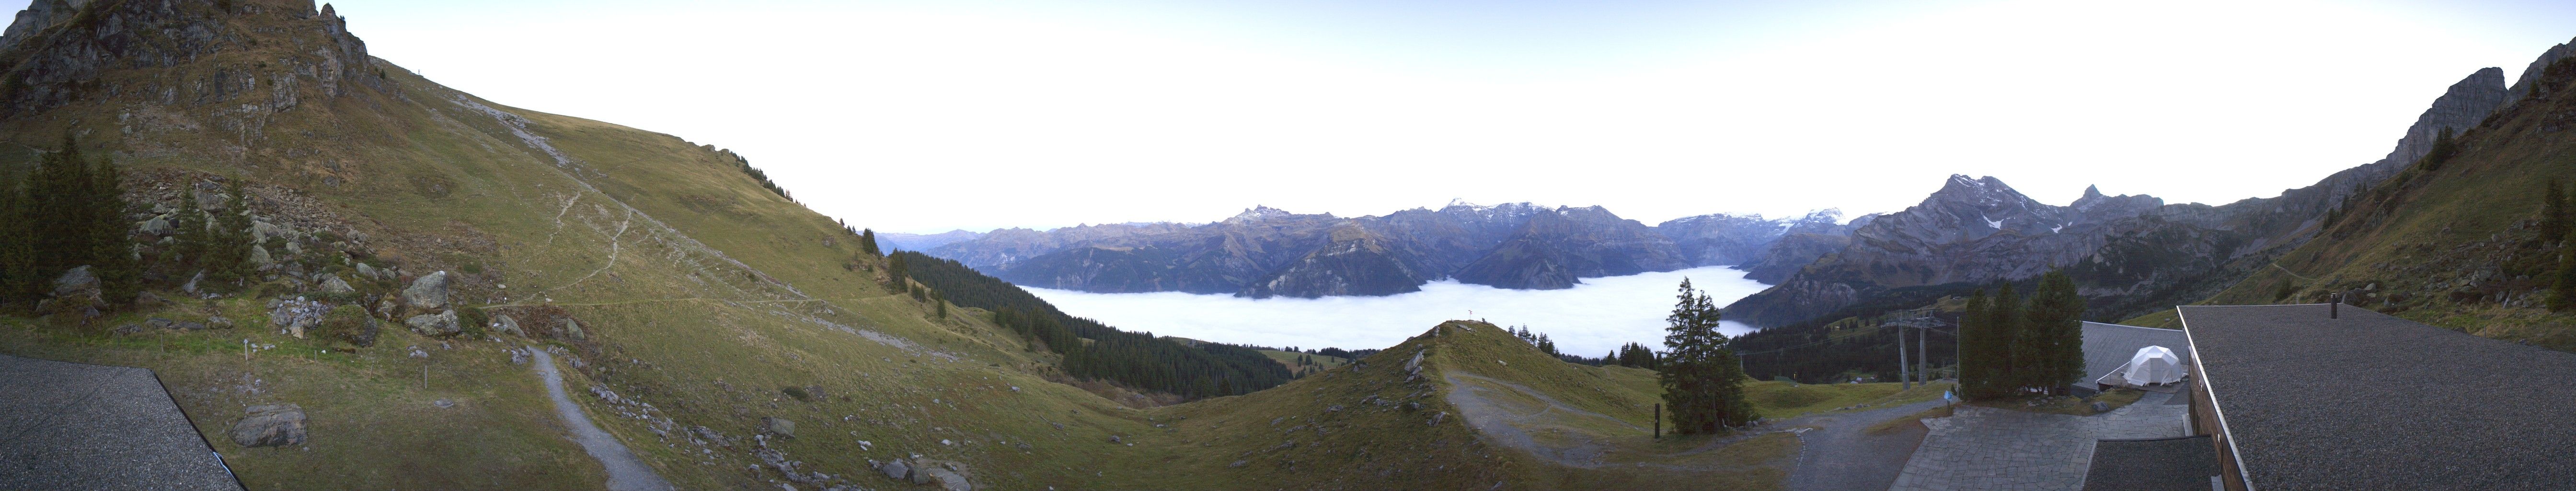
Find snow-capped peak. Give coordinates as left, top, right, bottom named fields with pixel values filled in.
left=1227, top=206, right=1296, bottom=223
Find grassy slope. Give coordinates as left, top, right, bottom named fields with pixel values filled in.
left=0, top=2, right=1938, bottom=489
left=2192, top=60, right=2576, bottom=351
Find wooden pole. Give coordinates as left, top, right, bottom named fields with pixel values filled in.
left=1652, top=403, right=1661, bottom=439
left=1899, top=323, right=1911, bottom=389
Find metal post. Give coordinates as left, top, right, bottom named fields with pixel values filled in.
left=1919, top=324, right=1930, bottom=385
left=1898, top=323, right=1911, bottom=389
left=2330, top=293, right=2340, bottom=319
left=1653, top=403, right=1661, bottom=439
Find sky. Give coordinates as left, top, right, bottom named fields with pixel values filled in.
left=11, top=0, right=2574, bottom=233
left=1027, top=265, right=1771, bottom=358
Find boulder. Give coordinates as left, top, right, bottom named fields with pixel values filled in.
left=354, top=262, right=379, bottom=281
left=405, top=309, right=460, bottom=337
left=557, top=318, right=587, bottom=341
left=761, top=417, right=796, bottom=438
left=2090, top=401, right=2112, bottom=413
left=229, top=404, right=308, bottom=448
left=402, top=271, right=451, bottom=310
left=136, top=215, right=173, bottom=236
left=493, top=315, right=525, bottom=337
left=51, top=266, right=99, bottom=299
left=319, top=275, right=356, bottom=294
left=877, top=459, right=910, bottom=480
left=176, top=320, right=209, bottom=331
left=251, top=220, right=286, bottom=243
left=248, top=246, right=274, bottom=269
left=146, top=317, right=175, bottom=329
left=111, top=323, right=145, bottom=336
left=181, top=270, right=205, bottom=294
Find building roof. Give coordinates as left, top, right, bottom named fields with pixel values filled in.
left=0, top=354, right=242, bottom=490
left=2179, top=304, right=2576, bottom=490
left=2082, top=435, right=2218, bottom=491
left=2081, top=321, right=2191, bottom=387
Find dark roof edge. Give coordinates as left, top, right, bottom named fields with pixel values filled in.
left=2082, top=321, right=2184, bottom=332
left=2176, top=306, right=2259, bottom=491
left=2098, top=434, right=2213, bottom=443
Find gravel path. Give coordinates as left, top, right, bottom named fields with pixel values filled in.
left=1442, top=372, right=1641, bottom=467
left=529, top=348, right=672, bottom=491
left=1780, top=398, right=1944, bottom=491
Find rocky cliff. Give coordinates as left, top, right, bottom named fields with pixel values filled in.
left=1722, top=67, right=2515, bottom=327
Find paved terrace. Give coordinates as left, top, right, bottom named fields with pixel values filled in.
left=0, top=354, right=242, bottom=490
left=2079, top=322, right=2191, bottom=392
left=2180, top=304, right=2576, bottom=490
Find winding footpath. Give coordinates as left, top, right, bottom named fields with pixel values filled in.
left=529, top=348, right=674, bottom=491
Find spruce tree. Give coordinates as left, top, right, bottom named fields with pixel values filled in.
left=171, top=187, right=207, bottom=268
left=1958, top=289, right=1997, bottom=398
left=932, top=290, right=948, bottom=319
left=0, top=180, right=34, bottom=305
left=1659, top=278, right=1755, bottom=433
left=2543, top=179, right=2570, bottom=246
left=87, top=154, right=138, bottom=305
left=885, top=252, right=909, bottom=293
left=2024, top=271, right=2086, bottom=395
left=2552, top=232, right=2576, bottom=312
left=860, top=228, right=882, bottom=257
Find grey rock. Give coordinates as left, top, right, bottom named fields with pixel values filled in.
left=176, top=320, right=208, bottom=331
left=193, top=189, right=226, bottom=211
left=181, top=269, right=205, bottom=294
left=111, top=323, right=145, bottom=336
left=493, top=315, right=525, bottom=337
left=762, top=416, right=796, bottom=437
left=404, top=309, right=460, bottom=337
left=229, top=404, right=308, bottom=448
left=247, top=246, right=273, bottom=269
left=2091, top=401, right=2112, bottom=413
left=402, top=271, right=450, bottom=310
left=136, top=215, right=174, bottom=236
left=207, top=316, right=232, bottom=329
left=250, top=220, right=286, bottom=243
left=50, top=265, right=98, bottom=299
left=319, top=275, right=356, bottom=294
left=354, top=262, right=379, bottom=281
left=919, top=465, right=971, bottom=491
left=877, top=459, right=911, bottom=480
left=557, top=318, right=587, bottom=341
left=145, top=317, right=174, bottom=329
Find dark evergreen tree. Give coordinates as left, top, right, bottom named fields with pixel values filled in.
left=860, top=228, right=882, bottom=257
left=0, top=179, right=34, bottom=305
left=2543, top=179, right=2571, bottom=246
left=1660, top=278, right=1755, bottom=433
left=170, top=187, right=207, bottom=268
left=932, top=290, right=948, bottom=319
left=86, top=154, right=137, bottom=305
left=205, top=182, right=256, bottom=286
left=1958, top=289, right=1999, bottom=397
left=885, top=251, right=909, bottom=293
left=2553, top=231, right=2576, bottom=312
left=2023, top=271, right=2086, bottom=395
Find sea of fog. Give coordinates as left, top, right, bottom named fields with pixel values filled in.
left=1025, top=266, right=1771, bottom=358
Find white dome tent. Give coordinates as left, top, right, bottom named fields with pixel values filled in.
left=2111, top=346, right=2186, bottom=387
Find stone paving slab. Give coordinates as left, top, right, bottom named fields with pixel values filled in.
left=1887, top=400, right=2187, bottom=491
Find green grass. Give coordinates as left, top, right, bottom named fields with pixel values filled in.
left=1746, top=380, right=1955, bottom=418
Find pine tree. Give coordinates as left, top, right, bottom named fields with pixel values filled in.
left=932, top=290, right=948, bottom=319
left=1660, top=278, right=1755, bottom=433
left=1958, top=290, right=1996, bottom=397
left=2024, top=271, right=2086, bottom=395
left=2552, top=231, right=2576, bottom=312
left=885, top=252, right=909, bottom=293
left=171, top=187, right=207, bottom=268
left=860, top=228, right=882, bottom=257
left=206, top=182, right=256, bottom=286
left=2544, top=179, right=2570, bottom=246
left=87, top=154, right=138, bottom=306
left=0, top=179, right=34, bottom=305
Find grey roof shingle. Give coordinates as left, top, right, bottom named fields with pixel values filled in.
left=2082, top=322, right=2192, bottom=387
left=2180, top=304, right=2576, bottom=491
left=0, top=354, right=244, bottom=491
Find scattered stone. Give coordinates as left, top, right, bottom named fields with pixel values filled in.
left=229, top=404, right=308, bottom=448
left=1230, top=460, right=1248, bottom=468
left=1107, top=435, right=1122, bottom=444
left=1429, top=411, right=1447, bottom=426
left=557, top=318, right=587, bottom=341
left=1326, top=405, right=1343, bottom=412
left=181, top=270, right=204, bottom=294
left=432, top=398, right=455, bottom=409
left=2091, top=401, right=2111, bottom=413
left=248, top=246, right=274, bottom=270
left=402, top=271, right=451, bottom=310
left=51, top=266, right=100, bottom=301
left=207, top=316, right=232, bottom=329
left=146, top=317, right=175, bottom=329
left=354, top=263, right=379, bottom=281
left=404, top=309, right=460, bottom=337
left=111, top=323, right=146, bottom=336
left=762, top=417, right=796, bottom=438
left=319, top=275, right=356, bottom=294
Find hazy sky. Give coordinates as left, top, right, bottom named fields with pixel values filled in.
left=15, top=0, right=2575, bottom=233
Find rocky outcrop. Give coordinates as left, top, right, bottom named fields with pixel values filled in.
left=1739, top=232, right=1850, bottom=283
left=229, top=404, right=308, bottom=448
left=0, top=0, right=87, bottom=50
left=2506, top=37, right=2576, bottom=106
left=1656, top=210, right=1843, bottom=267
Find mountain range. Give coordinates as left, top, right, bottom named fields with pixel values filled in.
left=924, top=201, right=1862, bottom=298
